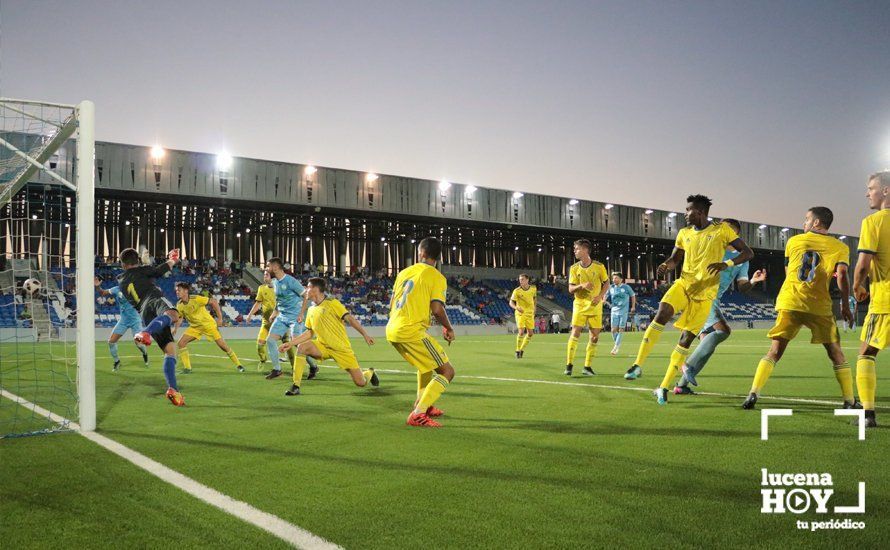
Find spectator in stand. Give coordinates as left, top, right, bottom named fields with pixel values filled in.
left=551, top=311, right=561, bottom=333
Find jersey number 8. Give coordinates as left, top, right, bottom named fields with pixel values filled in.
left=797, top=251, right=821, bottom=283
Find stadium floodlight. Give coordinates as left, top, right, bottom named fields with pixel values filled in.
left=207, top=225, right=212, bottom=230
left=438, top=180, right=451, bottom=192
left=150, top=145, right=164, bottom=161
left=465, top=185, right=477, bottom=195
left=305, top=236, right=310, bottom=242
left=781, top=227, right=790, bottom=232
left=839, top=235, right=847, bottom=240
left=667, top=212, right=677, bottom=218
left=645, top=209, right=654, bottom=214
left=514, top=246, right=519, bottom=250
left=160, top=228, right=165, bottom=233
left=410, top=239, right=416, bottom=244
left=217, top=153, right=233, bottom=171
left=235, top=232, right=241, bottom=238
left=31, top=214, right=37, bottom=220
left=707, top=217, right=713, bottom=221
left=759, top=224, right=767, bottom=229
left=366, top=173, right=378, bottom=182
left=512, top=191, right=524, bottom=199
left=245, top=228, right=251, bottom=233
left=124, top=220, right=130, bottom=226
left=304, top=165, right=317, bottom=175
left=452, top=246, right=457, bottom=251
left=569, top=199, right=579, bottom=206
left=604, top=203, right=614, bottom=210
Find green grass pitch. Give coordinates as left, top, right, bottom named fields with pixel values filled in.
left=1, top=329, right=887, bottom=548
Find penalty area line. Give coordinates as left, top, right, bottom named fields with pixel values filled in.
left=0, top=387, right=341, bottom=550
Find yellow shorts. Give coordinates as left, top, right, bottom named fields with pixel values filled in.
left=861, top=313, right=890, bottom=350
left=257, top=317, right=272, bottom=342
left=313, top=340, right=360, bottom=370
left=661, top=283, right=711, bottom=334
left=515, top=315, right=535, bottom=330
left=767, top=310, right=839, bottom=344
left=571, top=305, right=602, bottom=329
left=390, top=334, right=450, bottom=373
left=183, top=325, right=222, bottom=341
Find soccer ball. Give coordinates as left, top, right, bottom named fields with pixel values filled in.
left=22, top=278, right=41, bottom=295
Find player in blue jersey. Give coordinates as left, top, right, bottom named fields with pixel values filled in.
left=95, top=277, right=149, bottom=371
left=263, top=257, right=317, bottom=380
left=674, top=219, right=766, bottom=393
left=605, top=273, right=636, bottom=355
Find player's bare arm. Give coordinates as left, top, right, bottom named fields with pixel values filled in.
left=297, top=290, right=310, bottom=323
left=245, top=300, right=262, bottom=323
left=853, top=252, right=872, bottom=302
left=657, top=247, right=684, bottom=277
left=592, top=281, right=609, bottom=304
left=431, top=300, right=455, bottom=344
left=836, top=263, right=854, bottom=326
left=708, top=238, right=754, bottom=275
left=279, top=329, right=314, bottom=353
left=345, top=313, right=375, bottom=346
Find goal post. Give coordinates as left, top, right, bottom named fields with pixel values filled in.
left=0, top=98, right=95, bottom=437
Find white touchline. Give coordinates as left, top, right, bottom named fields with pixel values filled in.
left=185, top=353, right=889, bottom=410
left=0, top=388, right=341, bottom=550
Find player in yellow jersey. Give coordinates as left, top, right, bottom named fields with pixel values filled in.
left=510, top=274, right=537, bottom=358
left=624, top=195, right=754, bottom=406
left=565, top=239, right=609, bottom=376
left=852, top=172, right=890, bottom=428
left=245, top=270, right=301, bottom=373
left=278, top=277, right=378, bottom=395
left=172, top=282, right=244, bottom=373
left=742, top=207, right=855, bottom=410
left=387, top=237, right=456, bottom=428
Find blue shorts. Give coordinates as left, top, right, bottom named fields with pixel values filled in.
left=702, top=301, right=727, bottom=333
left=610, top=309, right=629, bottom=330
left=269, top=315, right=306, bottom=339
left=112, top=315, right=143, bottom=336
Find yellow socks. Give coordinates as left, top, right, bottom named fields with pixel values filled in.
left=660, top=345, right=690, bottom=389
left=226, top=349, right=240, bottom=367
left=257, top=341, right=268, bottom=362
left=519, top=335, right=531, bottom=351
left=832, top=363, right=854, bottom=403
left=634, top=322, right=664, bottom=366
left=566, top=336, right=580, bottom=365
left=750, top=357, right=776, bottom=395
left=417, top=371, right=434, bottom=402
left=584, top=340, right=598, bottom=367
left=362, top=368, right=375, bottom=383
left=286, top=346, right=297, bottom=365
left=292, top=355, right=307, bottom=386
left=857, top=355, right=877, bottom=410
left=516, top=334, right=523, bottom=352
left=179, top=348, right=192, bottom=371
left=417, top=373, right=449, bottom=411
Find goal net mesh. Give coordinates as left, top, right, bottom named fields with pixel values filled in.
left=0, top=100, right=85, bottom=437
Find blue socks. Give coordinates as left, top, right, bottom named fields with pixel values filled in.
left=615, top=332, right=623, bottom=346
left=680, top=330, right=730, bottom=385
left=163, top=355, right=178, bottom=390
left=267, top=339, right=281, bottom=371
left=145, top=313, right=173, bottom=335
left=109, top=342, right=120, bottom=362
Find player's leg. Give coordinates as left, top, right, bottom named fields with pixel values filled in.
left=565, top=319, right=584, bottom=376
left=136, top=298, right=178, bottom=345
left=583, top=319, right=601, bottom=375
left=822, top=341, right=856, bottom=406
left=393, top=336, right=452, bottom=426
left=107, top=326, right=125, bottom=371
left=742, top=316, right=794, bottom=410
left=177, top=333, right=197, bottom=374
left=627, top=289, right=677, bottom=380
left=678, top=305, right=732, bottom=389
left=856, top=313, right=885, bottom=427
left=158, top=330, right=184, bottom=406
left=654, top=295, right=709, bottom=404
left=130, top=321, right=150, bottom=366
left=214, top=336, right=244, bottom=372
left=256, top=320, right=270, bottom=365
left=337, top=348, right=378, bottom=388
left=284, top=340, right=324, bottom=395
left=515, top=321, right=524, bottom=358
left=264, top=317, right=288, bottom=378
left=292, top=323, right=320, bottom=376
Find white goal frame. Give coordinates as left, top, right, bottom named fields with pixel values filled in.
left=0, top=98, right=95, bottom=432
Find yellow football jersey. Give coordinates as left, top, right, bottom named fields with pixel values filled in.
left=176, top=294, right=217, bottom=330
left=386, top=262, right=447, bottom=343
left=675, top=221, right=739, bottom=301
left=776, top=232, right=850, bottom=315
left=305, top=297, right=352, bottom=351
left=255, top=284, right=276, bottom=319
left=510, top=285, right=537, bottom=316
left=859, top=209, right=890, bottom=314
left=569, top=261, right=608, bottom=308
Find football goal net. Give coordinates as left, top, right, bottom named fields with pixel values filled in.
left=0, top=98, right=95, bottom=437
